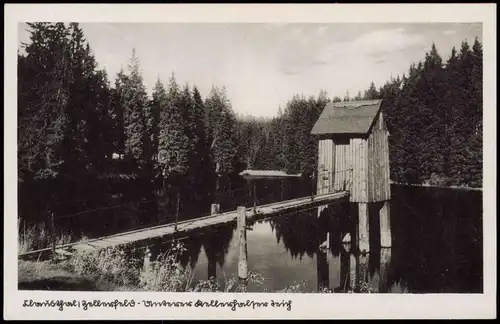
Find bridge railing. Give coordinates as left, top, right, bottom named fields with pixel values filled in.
left=315, top=168, right=354, bottom=195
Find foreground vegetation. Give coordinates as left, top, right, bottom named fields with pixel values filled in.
left=18, top=241, right=374, bottom=293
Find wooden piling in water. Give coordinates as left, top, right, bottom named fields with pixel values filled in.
left=237, top=206, right=248, bottom=287
left=358, top=203, right=370, bottom=253
left=380, top=201, right=392, bottom=248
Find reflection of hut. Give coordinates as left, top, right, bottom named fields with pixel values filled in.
left=311, top=99, right=392, bottom=252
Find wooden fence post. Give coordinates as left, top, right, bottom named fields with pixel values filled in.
left=211, top=204, right=220, bottom=215
left=50, top=211, right=56, bottom=260
left=143, top=247, right=151, bottom=273
left=237, top=206, right=248, bottom=291
left=252, top=182, right=257, bottom=215
left=175, top=190, right=180, bottom=232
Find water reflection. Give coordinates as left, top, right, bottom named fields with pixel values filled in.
left=47, top=182, right=482, bottom=294
left=200, top=225, right=235, bottom=279
left=179, top=185, right=482, bottom=293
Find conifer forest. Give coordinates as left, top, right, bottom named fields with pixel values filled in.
left=18, top=23, right=483, bottom=230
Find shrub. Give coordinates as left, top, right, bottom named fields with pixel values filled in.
left=139, top=241, right=193, bottom=292
left=68, top=246, right=141, bottom=287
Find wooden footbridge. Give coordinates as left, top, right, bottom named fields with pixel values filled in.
left=18, top=190, right=349, bottom=261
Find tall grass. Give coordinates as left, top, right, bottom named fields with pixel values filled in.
left=63, top=240, right=376, bottom=293
left=18, top=219, right=75, bottom=254
left=65, top=241, right=264, bottom=292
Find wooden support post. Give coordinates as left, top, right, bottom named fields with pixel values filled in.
left=211, top=203, right=220, bottom=215
left=237, top=206, right=248, bottom=289
left=358, top=203, right=370, bottom=253
left=379, top=248, right=392, bottom=293
left=380, top=201, right=392, bottom=248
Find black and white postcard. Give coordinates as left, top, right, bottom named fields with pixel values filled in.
left=4, top=3, right=496, bottom=320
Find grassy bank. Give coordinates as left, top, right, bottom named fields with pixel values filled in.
left=18, top=219, right=82, bottom=254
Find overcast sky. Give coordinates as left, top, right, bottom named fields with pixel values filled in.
left=18, top=22, right=482, bottom=117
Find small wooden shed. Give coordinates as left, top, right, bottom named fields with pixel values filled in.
left=311, top=99, right=391, bottom=203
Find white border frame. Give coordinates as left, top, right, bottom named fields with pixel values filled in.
left=4, top=4, right=497, bottom=320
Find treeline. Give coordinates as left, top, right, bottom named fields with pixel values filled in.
left=17, top=23, right=482, bottom=226
left=239, top=40, right=483, bottom=188
left=18, top=23, right=244, bottom=223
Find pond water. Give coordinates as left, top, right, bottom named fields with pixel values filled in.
left=28, top=178, right=482, bottom=293
left=138, top=184, right=483, bottom=293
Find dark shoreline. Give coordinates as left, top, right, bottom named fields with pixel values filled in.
left=390, top=181, right=483, bottom=192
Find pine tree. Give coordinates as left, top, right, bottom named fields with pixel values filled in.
left=179, top=83, right=198, bottom=197
left=158, top=74, right=190, bottom=182
left=151, top=77, right=168, bottom=168
left=470, top=37, right=483, bottom=187
left=122, top=49, right=150, bottom=170
left=205, top=86, right=238, bottom=193
left=343, top=90, right=351, bottom=102
left=18, top=23, right=73, bottom=221
left=110, top=68, right=128, bottom=158
left=19, top=23, right=72, bottom=182
left=363, top=81, right=380, bottom=100
left=191, top=86, right=211, bottom=199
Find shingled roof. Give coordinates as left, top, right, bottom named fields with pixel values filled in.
left=310, top=99, right=383, bottom=135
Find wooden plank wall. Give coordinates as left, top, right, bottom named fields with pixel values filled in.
left=350, top=137, right=368, bottom=202
left=334, top=142, right=352, bottom=191
left=317, top=139, right=335, bottom=195
left=367, top=129, right=391, bottom=202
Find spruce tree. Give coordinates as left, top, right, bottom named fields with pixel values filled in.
left=122, top=49, right=150, bottom=171
left=151, top=77, right=168, bottom=169
left=158, top=74, right=190, bottom=184
left=363, top=81, right=380, bottom=100
left=205, top=86, right=238, bottom=194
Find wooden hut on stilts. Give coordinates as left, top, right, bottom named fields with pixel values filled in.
left=311, top=99, right=392, bottom=253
